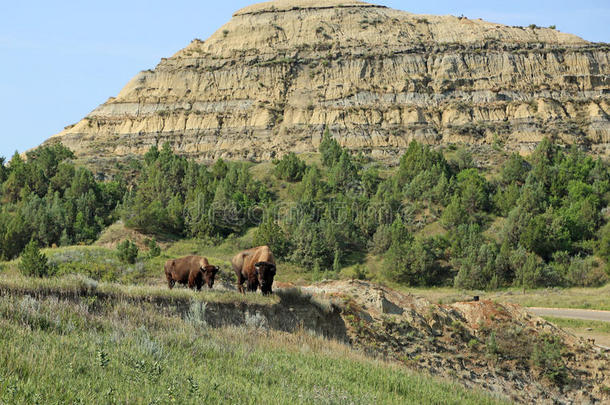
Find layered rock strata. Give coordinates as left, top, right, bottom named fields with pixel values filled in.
left=48, top=0, right=610, bottom=164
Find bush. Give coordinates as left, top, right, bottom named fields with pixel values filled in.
left=19, top=240, right=52, bottom=278
left=319, top=129, right=342, bottom=167
left=563, top=255, right=608, bottom=287
left=273, top=153, right=307, bottom=182
left=253, top=216, right=290, bottom=259
left=369, top=224, right=393, bottom=254
left=531, top=334, right=568, bottom=385
left=146, top=238, right=161, bottom=258
left=384, top=237, right=445, bottom=286
left=117, top=240, right=139, bottom=264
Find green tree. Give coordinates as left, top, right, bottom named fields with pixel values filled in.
left=253, top=216, right=290, bottom=259
left=297, top=165, right=325, bottom=202
left=146, top=238, right=161, bottom=258
left=500, top=153, right=529, bottom=185
left=519, top=208, right=571, bottom=261
left=397, top=141, right=449, bottom=187
left=273, top=153, right=307, bottom=182
left=211, top=158, right=229, bottom=180
left=384, top=237, right=445, bottom=286
left=361, top=166, right=381, bottom=197
left=597, top=222, right=610, bottom=265
left=328, top=150, right=358, bottom=191
left=19, top=240, right=52, bottom=277
left=455, top=169, right=490, bottom=215
left=117, top=240, right=139, bottom=264
left=441, top=196, right=469, bottom=228
left=0, top=156, right=7, bottom=184
left=319, top=129, right=342, bottom=167
left=453, top=243, right=499, bottom=290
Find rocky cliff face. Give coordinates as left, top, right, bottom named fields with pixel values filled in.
left=48, top=0, right=610, bottom=165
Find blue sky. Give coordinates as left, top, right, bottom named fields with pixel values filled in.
left=0, top=0, right=608, bottom=158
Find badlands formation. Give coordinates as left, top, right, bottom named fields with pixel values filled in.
left=47, top=0, right=609, bottom=165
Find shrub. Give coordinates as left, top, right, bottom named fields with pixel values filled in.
left=450, top=147, right=474, bottom=172
left=19, top=240, right=53, bottom=278
left=384, top=237, right=445, bottom=286
left=273, top=153, right=307, bottom=182
left=253, top=216, right=290, bottom=259
left=486, top=332, right=499, bottom=357
left=531, top=334, right=568, bottom=385
left=369, top=224, right=393, bottom=254
left=146, top=238, right=161, bottom=258
left=117, top=240, right=139, bottom=264
left=319, top=129, right=342, bottom=167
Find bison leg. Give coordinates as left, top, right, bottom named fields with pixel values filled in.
left=237, top=274, right=245, bottom=294
left=166, top=273, right=175, bottom=289
left=247, top=279, right=258, bottom=293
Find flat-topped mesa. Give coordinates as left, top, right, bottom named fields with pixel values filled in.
left=47, top=0, right=610, bottom=168
left=233, top=0, right=382, bottom=16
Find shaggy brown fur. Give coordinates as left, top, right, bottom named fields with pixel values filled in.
left=164, top=256, right=219, bottom=290
left=231, top=246, right=276, bottom=295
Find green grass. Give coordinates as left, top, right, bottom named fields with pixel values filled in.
left=390, top=285, right=610, bottom=311
left=487, top=285, right=610, bottom=311
left=0, top=273, right=277, bottom=306
left=542, top=317, right=610, bottom=335
left=0, top=293, right=509, bottom=405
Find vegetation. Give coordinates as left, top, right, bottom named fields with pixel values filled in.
left=1, top=136, right=609, bottom=291
left=531, top=334, right=568, bottom=385
left=273, top=152, right=307, bottom=182
left=0, top=144, right=123, bottom=260
left=0, top=290, right=507, bottom=404
left=541, top=316, right=610, bottom=335
left=117, top=239, right=139, bottom=264
left=18, top=240, right=52, bottom=278
left=121, top=144, right=271, bottom=237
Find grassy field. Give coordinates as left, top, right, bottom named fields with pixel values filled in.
left=391, top=284, right=610, bottom=311
left=0, top=291, right=508, bottom=404
left=542, top=316, right=610, bottom=348
left=541, top=317, right=610, bottom=334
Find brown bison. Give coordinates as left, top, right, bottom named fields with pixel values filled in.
left=164, top=256, right=219, bottom=290
left=231, top=246, right=276, bottom=295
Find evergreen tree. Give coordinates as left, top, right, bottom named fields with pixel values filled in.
left=319, top=129, right=342, bottom=167
left=253, top=215, right=290, bottom=259
left=117, top=240, right=139, bottom=264
left=19, top=240, right=52, bottom=277
left=273, top=153, right=307, bottom=182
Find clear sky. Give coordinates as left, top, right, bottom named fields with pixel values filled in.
left=0, top=0, right=608, bottom=158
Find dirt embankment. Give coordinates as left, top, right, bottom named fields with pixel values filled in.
left=302, top=280, right=610, bottom=405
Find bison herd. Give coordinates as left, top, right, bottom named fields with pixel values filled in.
left=164, top=245, right=277, bottom=295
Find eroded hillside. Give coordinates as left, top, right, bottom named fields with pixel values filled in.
left=47, top=0, right=610, bottom=168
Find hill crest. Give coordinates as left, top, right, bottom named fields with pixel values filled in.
left=47, top=0, right=609, bottom=168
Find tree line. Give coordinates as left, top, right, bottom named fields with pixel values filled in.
left=1, top=135, right=609, bottom=289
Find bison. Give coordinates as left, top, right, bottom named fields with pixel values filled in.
left=164, top=256, right=219, bottom=290
left=231, top=246, right=276, bottom=295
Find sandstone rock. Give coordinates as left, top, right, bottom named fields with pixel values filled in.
left=46, top=0, right=609, bottom=166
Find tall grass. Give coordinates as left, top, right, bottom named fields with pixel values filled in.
left=0, top=293, right=509, bottom=405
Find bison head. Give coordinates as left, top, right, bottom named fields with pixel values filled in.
left=254, top=262, right=276, bottom=295
left=201, top=265, right=220, bottom=289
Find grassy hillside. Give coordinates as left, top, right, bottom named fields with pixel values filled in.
left=0, top=290, right=508, bottom=405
